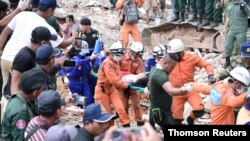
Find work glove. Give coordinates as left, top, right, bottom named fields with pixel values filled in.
left=90, top=53, right=99, bottom=60
left=143, top=87, right=150, bottom=95
left=180, top=83, right=192, bottom=92
left=208, top=74, right=216, bottom=84
left=62, top=76, right=69, bottom=84
left=18, top=0, right=29, bottom=11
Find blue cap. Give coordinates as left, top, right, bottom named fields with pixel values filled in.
left=36, top=44, right=59, bottom=64
left=241, top=41, right=250, bottom=58
left=83, top=103, right=116, bottom=123
left=39, top=0, right=57, bottom=8
left=45, top=125, right=84, bottom=141
left=37, top=90, right=65, bottom=115
left=30, top=0, right=40, bottom=5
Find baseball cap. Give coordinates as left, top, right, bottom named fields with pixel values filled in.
left=31, top=26, right=57, bottom=43
left=39, top=0, right=57, bottom=8
left=83, top=103, right=116, bottom=123
left=80, top=18, right=91, bottom=25
left=0, top=1, right=8, bottom=11
left=45, top=125, right=83, bottom=141
left=241, top=41, right=250, bottom=58
left=20, top=69, right=47, bottom=94
left=36, top=44, right=60, bottom=64
left=30, top=0, right=40, bottom=5
left=37, top=90, right=64, bottom=115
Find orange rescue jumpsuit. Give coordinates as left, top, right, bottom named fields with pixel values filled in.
left=210, top=82, right=246, bottom=125
left=119, top=52, right=144, bottom=122
left=116, top=0, right=144, bottom=48
left=169, top=52, right=214, bottom=120
left=94, top=56, right=130, bottom=125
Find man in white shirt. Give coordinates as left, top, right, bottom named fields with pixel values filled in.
left=0, top=0, right=74, bottom=93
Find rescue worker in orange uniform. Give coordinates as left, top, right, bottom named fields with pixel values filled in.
left=119, top=42, right=144, bottom=126
left=189, top=67, right=250, bottom=125
left=116, top=0, right=144, bottom=48
left=210, top=67, right=250, bottom=125
left=94, top=41, right=131, bottom=127
left=167, top=39, right=214, bottom=124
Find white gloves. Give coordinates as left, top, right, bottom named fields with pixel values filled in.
left=18, top=0, right=30, bottom=11
left=90, top=53, right=99, bottom=60
left=180, top=83, right=193, bottom=92
left=63, top=76, right=69, bottom=84
left=144, top=87, right=150, bottom=95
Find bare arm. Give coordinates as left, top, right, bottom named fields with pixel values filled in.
left=0, top=27, right=13, bottom=55
left=59, top=36, right=74, bottom=49
left=0, top=8, right=22, bottom=28
left=162, top=82, right=186, bottom=96
left=11, top=70, right=22, bottom=95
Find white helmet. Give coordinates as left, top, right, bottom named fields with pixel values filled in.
left=167, top=39, right=184, bottom=53
left=230, top=66, right=250, bottom=86
left=152, top=44, right=166, bottom=57
left=110, top=41, right=124, bottom=55
left=130, top=42, right=144, bottom=53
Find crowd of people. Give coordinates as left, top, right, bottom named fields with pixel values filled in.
left=0, top=0, right=249, bottom=140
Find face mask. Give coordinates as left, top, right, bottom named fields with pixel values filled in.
left=79, top=48, right=89, bottom=56
left=79, top=52, right=86, bottom=56
left=236, top=86, right=246, bottom=94
left=113, top=55, right=122, bottom=62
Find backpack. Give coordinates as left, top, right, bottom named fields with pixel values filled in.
left=123, top=0, right=139, bottom=24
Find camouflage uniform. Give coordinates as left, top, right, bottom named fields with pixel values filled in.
left=219, top=55, right=249, bottom=80
left=219, top=41, right=250, bottom=80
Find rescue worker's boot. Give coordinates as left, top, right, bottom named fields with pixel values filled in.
left=137, top=121, right=145, bottom=126
left=188, top=14, right=198, bottom=22
left=224, top=57, right=231, bottom=68
left=170, top=12, right=179, bottom=22
left=123, top=123, right=130, bottom=127
left=197, top=14, right=202, bottom=26
left=178, top=13, right=185, bottom=23
left=186, top=116, right=195, bottom=125
left=201, top=19, right=210, bottom=27
left=174, top=119, right=183, bottom=125
left=210, top=21, right=219, bottom=28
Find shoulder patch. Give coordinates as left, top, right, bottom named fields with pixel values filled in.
left=16, top=119, right=26, bottom=129
left=92, top=34, right=97, bottom=38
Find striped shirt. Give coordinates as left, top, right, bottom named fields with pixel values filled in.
left=24, top=116, right=50, bottom=141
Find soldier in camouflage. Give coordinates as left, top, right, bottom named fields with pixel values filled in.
left=218, top=41, right=250, bottom=80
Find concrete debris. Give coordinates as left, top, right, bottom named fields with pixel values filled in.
left=54, top=8, right=67, bottom=18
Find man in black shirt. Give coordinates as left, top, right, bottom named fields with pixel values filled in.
left=10, top=26, right=57, bottom=95
left=34, top=44, right=65, bottom=90
left=77, top=18, right=99, bottom=54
